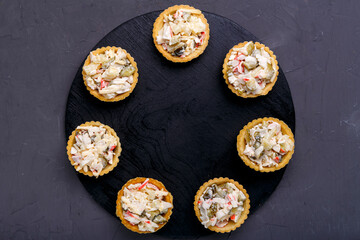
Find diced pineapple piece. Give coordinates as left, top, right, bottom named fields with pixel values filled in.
left=261, top=63, right=275, bottom=80
left=245, top=77, right=257, bottom=91
left=250, top=66, right=262, bottom=78
left=83, top=63, right=99, bottom=76
left=245, top=42, right=254, bottom=55
left=102, top=66, right=120, bottom=80
left=244, top=56, right=257, bottom=70
left=262, top=137, right=273, bottom=151
left=169, top=35, right=180, bottom=46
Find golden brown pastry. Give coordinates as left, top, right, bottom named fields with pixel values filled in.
left=237, top=117, right=295, bottom=172
left=66, top=121, right=121, bottom=177
left=82, top=46, right=138, bottom=102
left=194, top=177, right=250, bottom=233
left=223, top=41, right=279, bottom=98
left=116, top=177, right=173, bottom=233
left=153, top=5, right=210, bottom=62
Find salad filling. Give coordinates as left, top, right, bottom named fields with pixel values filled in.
left=243, top=120, right=294, bottom=169
left=121, top=179, right=173, bottom=232
left=83, top=48, right=136, bottom=99
left=226, top=41, right=277, bottom=95
left=156, top=8, right=207, bottom=57
left=70, top=125, right=118, bottom=177
left=197, top=182, right=246, bottom=228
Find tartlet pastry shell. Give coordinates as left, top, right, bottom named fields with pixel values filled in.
left=116, top=177, right=173, bottom=234
left=223, top=41, right=279, bottom=98
left=194, top=177, right=250, bottom=233
left=82, top=46, right=139, bottom=102
left=237, top=117, right=295, bottom=172
left=152, top=5, right=210, bottom=63
left=66, top=121, right=121, bottom=177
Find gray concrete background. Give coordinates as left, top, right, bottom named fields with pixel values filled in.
left=0, top=0, right=359, bottom=239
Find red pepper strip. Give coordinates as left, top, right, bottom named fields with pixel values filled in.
left=110, top=145, right=116, bottom=151
left=200, top=32, right=205, bottom=44
left=198, top=200, right=202, bottom=205
left=235, top=53, right=244, bottom=61
left=138, top=178, right=149, bottom=190
left=236, top=63, right=244, bottom=73
left=280, top=149, right=285, bottom=153
left=170, top=26, right=173, bottom=37
left=196, top=32, right=206, bottom=47
left=100, top=79, right=108, bottom=90
left=255, top=75, right=259, bottom=78
left=126, top=210, right=135, bottom=218
left=237, top=61, right=242, bottom=69
left=243, top=78, right=250, bottom=82
left=230, top=214, right=236, bottom=221
left=147, top=183, right=159, bottom=190
left=145, top=221, right=150, bottom=224
left=274, top=157, right=280, bottom=163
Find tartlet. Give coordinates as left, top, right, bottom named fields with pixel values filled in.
left=82, top=46, right=139, bottom=102
left=153, top=5, right=210, bottom=63
left=237, top=117, right=295, bottom=172
left=194, top=177, right=250, bottom=233
left=223, top=41, right=279, bottom=98
left=66, top=121, right=121, bottom=177
left=116, top=177, right=173, bottom=233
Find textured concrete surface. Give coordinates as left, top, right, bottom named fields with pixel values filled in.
left=0, top=0, right=359, bottom=239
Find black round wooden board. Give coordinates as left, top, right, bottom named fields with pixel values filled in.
left=65, top=11, right=295, bottom=239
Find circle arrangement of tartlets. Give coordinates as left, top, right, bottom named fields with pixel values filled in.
left=222, top=41, right=279, bottom=98
left=66, top=121, right=122, bottom=177
left=82, top=46, right=139, bottom=102
left=152, top=5, right=210, bottom=63
left=237, top=117, right=295, bottom=172
left=116, top=177, right=173, bottom=234
left=194, top=177, right=250, bottom=233
left=66, top=5, right=296, bottom=236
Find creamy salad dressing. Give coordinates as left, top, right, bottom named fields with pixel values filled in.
left=70, top=125, right=118, bottom=177
left=83, top=48, right=135, bottom=99
left=227, top=42, right=277, bottom=95
left=198, top=182, right=246, bottom=228
left=156, top=8, right=206, bottom=57
left=243, top=120, right=294, bottom=169
left=121, top=179, right=173, bottom=232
